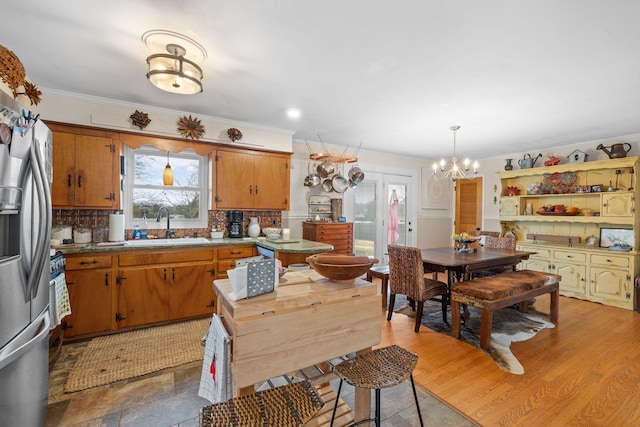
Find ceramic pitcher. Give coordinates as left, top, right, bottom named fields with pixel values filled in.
left=248, top=217, right=261, bottom=238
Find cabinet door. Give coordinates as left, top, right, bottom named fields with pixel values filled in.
left=601, top=193, right=634, bottom=217
left=254, top=155, right=289, bottom=209
left=499, top=197, right=519, bottom=216
left=117, top=267, right=169, bottom=328
left=215, top=150, right=254, bottom=209
left=51, top=131, right=118, bottom=209
left=169, top=264, right=216, bottom=319
left=75, top=135, right=118, bottom=208
left=555, top=262, right=586, bottom=295
left=589, top=267, right=632, bottom=303
left=51, top=132, right=76, bottom=207
left=64, top=269, right=112, bottom=337
left=523, top=259, right=550, bottom=273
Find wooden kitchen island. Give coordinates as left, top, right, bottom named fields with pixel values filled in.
left=213, top=269, right=381, bottom=423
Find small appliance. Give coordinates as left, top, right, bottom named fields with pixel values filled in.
left=228, top=211, right=243, bottom=238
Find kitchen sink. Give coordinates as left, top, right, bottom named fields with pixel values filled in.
left=124, top=237, right=211, bottom=247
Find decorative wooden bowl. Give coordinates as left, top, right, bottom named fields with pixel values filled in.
left=305, top=254, right=378, bottom=282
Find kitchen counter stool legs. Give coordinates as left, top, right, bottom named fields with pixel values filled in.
left=330, top=345, right=424, bottom=427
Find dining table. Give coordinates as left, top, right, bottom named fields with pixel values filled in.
left=421, top=246, right=536, bottom=286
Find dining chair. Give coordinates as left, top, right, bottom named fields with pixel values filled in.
left=477, top=235, right=517, bottom=276
left=387, top=244, right=448, bottom=332
left=483, top=235, right=516, bottom=250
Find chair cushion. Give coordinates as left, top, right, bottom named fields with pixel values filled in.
left=451, top=270, right=559, bottom=301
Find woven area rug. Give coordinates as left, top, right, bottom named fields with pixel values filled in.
left=64, top=318, right=209, bottom=393
left=393, top=297, right=554, bottom=374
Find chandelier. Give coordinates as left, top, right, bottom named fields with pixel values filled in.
left=432, top=125, right=478, bottom=181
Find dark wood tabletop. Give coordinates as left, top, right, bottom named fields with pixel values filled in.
left=421, top=247, right=535, bottom=277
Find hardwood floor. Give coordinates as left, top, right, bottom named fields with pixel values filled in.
left=379, top=292, right=640, bottom=426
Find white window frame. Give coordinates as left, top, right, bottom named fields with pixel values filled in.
left=123, top=144, right=209, bottom=230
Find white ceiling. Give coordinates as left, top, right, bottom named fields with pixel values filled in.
left=3, top=1, right=640, bottom=160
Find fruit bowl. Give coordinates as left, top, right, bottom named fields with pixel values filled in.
left=305, top=254, right=378, bottom=282
left=452, top=236, right=479, bottom=253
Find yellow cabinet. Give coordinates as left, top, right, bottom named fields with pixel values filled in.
left=589, top=267, right=632, bottom=305
left=214, top=148, right=290, bottom=210
left=49, top=123, right=120, bottom=209
left=499, top=197, right=520, bottom=216
left=601, top=192, right=634, bottom=217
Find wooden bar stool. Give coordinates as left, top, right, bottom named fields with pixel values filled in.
left=366, top=265, right=390, bottom=308
left=330, top=345, right=424, bottom=427
left=199, top=380, right=324, bottom=427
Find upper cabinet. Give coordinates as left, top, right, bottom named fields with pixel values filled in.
left=213, top=148, right=290, bottom=210
left=49, top=123, right=121, bottom=209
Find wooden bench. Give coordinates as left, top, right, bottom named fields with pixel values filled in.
left=366, top=265, right=390, bottom=308
left=450, top=270, right=560, bottom=350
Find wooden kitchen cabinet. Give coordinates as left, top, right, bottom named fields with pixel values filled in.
left=49, top=123, right=121, bottom=209
left=213, top=148, right=290, bottom=210
left=62, top=254, right=114, bottom=338
left=215, top=245, right=257, bottom=279
left=116, top=248, right=216, bottom=328
left=302, top=221, right=353, bottom=254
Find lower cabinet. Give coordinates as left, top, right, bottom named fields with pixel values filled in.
left=63, top=254, right=114, bottom=338
left=62, top=244, right=256, bottom=339
left=518, top=244, right=636, bottom=310
left=117, top=248, right=217, bottom=328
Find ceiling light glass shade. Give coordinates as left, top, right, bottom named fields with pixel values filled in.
left=433, top=126, right=479, bottom=181
left=163, top=152, right=174, bottom=186
left=146, top=52, right=203, bottom=95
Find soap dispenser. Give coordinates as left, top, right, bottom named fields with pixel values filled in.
left=133, top=224, right=141, bottom=239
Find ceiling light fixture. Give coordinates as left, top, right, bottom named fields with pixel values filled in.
left=433, top=126, right=478, bottom=181
left=146, top=43, right=203, bottom=95
left=286, top=108, right=301, bottom=119
left=163, top=152, right=174, bottom=186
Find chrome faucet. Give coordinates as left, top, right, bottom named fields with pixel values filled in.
left=156, top=206, right=176, bottom=239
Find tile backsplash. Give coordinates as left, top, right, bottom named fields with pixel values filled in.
left=52, top=209, right=283, bottom=241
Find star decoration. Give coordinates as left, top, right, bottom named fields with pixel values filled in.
left=227, top=127, right=243, bottom=142
left=13, top=80, right=42, bottom=106
left=177, top=115, right=205, bottom=140
left=129, top=110, right=151, bottom=129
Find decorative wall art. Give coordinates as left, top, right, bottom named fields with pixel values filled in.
left=177, top=115, right=205, bottom=140
left=421, top=167, right=450, bottom=209
left=599, top=228, right=634, bottom=248
left=129, top=110, right=151, bottom=129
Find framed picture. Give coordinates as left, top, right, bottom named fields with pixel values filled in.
left=599, top=228, right=634, bottom=248
left=590, top=184, right=603, bottom=193
left=421, top=167, right=450, bottom=209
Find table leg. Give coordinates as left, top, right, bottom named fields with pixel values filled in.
left=479, top=310, right=493, bottom=350
left=353, top=348, right=372, bottom=423
left=451, top=300, right=461, bottom=338
left=550, top=290, right=559, bottom=324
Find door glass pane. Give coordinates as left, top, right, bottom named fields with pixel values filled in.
left=387, top=184, right=407, bottom=246
left=353, top=180, right=376, bottom=257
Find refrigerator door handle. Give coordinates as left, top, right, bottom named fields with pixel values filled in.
left=27, top=141, right=51, bottom=300
left=0, top=310, right=50, bottom=370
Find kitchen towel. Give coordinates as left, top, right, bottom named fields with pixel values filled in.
left=49, top=272, right=71, bottom=329
left=108, top=214, right=125, bottom=241
left=199, top=314, right=232, bottom=404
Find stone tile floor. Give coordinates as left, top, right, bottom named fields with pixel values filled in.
left=48, top=341, right=476, bottom=426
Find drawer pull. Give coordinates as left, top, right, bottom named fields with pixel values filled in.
left=262, top=310, right=275, bottom=315
left=311, top=301, right=322, bottom=306
left=80, top=260, right=98, bottom=265
left=352, top=294, right=361, bottom=298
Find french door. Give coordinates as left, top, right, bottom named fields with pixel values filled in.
left=344, top=172, right=415, bottom=264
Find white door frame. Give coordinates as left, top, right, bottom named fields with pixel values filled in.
left=344, top=169, right=417, bottom=264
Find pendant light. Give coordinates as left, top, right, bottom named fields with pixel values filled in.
left=163, top=151, right=174, bottom=186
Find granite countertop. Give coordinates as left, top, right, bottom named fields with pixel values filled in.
left=53, top=237, right=333, bottom=254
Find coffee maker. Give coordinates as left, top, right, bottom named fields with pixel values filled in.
left=228, top=211, right=243, bottom=238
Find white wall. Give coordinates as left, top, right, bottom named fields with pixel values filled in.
left=30, top=88, right=640, bottom=248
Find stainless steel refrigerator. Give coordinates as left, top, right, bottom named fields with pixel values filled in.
left=0, top=91, right=52, bottom=427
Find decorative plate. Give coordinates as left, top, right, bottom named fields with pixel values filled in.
left=536, top=211, right=580, bottom=216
